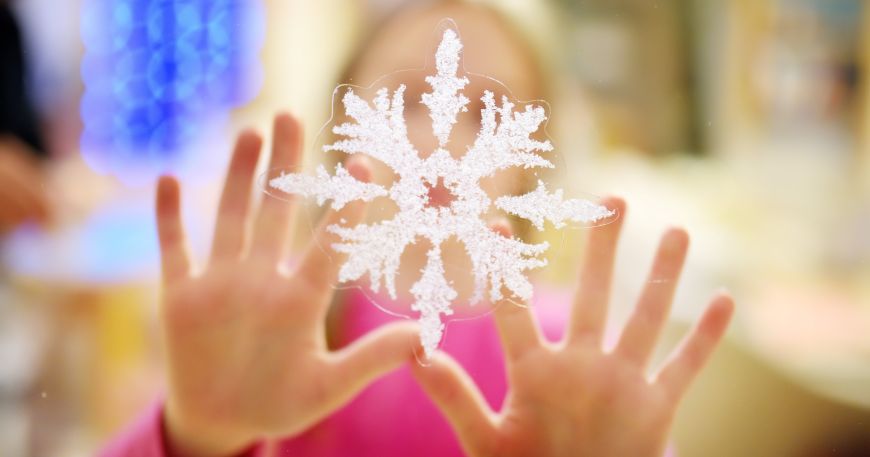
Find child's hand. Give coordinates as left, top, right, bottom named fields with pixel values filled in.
left=411, top=198, right=734, bottom=457
left=156, top=114, right=418, bottom=457
left=0, top=136, right=49, bottom=233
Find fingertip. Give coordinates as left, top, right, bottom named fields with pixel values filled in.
left=711, top=291, right=735, bottom=319
left=601, top=194, right=625, bottom=208
left=274, top=112, right=302, bottom=137
left=345, top=155, right=372, bottom=183
left=274, top=111, right=295, bottom=125
left=237, top=127, right=262, bottom=143
left=225, top=131, right=264, bottom=183
left=409, top=349, right=451, bottom=381
left=591, top=196, right=625, bottom=232
left=156, top=175, right=180, bottom=204
left=157, top=174, right=178, bottom=190
left=488, top=218, right=513, bottom=238
left=155, top=176, right=184, bottom=246
left=601, top=195, right=626, bottom=218
left=699, top=292, right=735, bottom=340
left=272, top=111, right=302, bottom=147
left=236, top=129, right=264, bottom=155
left=663, top=226, right=690, bottom=251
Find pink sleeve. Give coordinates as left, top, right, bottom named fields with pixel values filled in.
left=98, top=402, right=170, bottom=457
left=98, top=401, right=265, bottom=457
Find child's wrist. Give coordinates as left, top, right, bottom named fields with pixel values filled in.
left=163, top=400, right=259, bottom=457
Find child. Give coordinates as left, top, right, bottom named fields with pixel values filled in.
left=101, top=3, right=733, bottom=456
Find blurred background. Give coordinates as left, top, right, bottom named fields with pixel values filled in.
left=0, top=0, right=869, bottom=455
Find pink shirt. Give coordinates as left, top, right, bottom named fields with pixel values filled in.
left=99, top=287, right=674, bottom=456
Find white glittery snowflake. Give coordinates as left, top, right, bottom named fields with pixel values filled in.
left=269, top=28, right=613, bottom=356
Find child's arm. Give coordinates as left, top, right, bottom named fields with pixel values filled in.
left=111, top=113, right=417, bottom=457
left=411, top=198, right=734, bottom=457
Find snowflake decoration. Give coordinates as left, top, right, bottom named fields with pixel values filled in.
left=269, top=28, right=614, bottom=356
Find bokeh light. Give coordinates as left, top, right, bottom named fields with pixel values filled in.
left=80, top=0, right=264, bottom=183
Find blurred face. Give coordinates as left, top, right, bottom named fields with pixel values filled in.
left=336, top=3, right=545, bottom=304
left=347, top=3, right=543, bottom=193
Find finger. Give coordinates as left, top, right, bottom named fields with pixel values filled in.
left=250, top=113, right=303, bottom=262
left=567, top=196, right=625, bottom=345
left=493, top=297, right=542, bottom=364
left=656, top=292, right=734, bottom=399
left=328, top=320, right=419, bottom=395
left=296, top=156, right=371, bottom=291
left=489, top=220, right=541, bottom=363
left=410, top=351, right=498, bottom=456
left=156, top=176, right=192, bottom=284
left=614, top=228, right=689, bottom=367
left=210, top=130, right=263, bottom=262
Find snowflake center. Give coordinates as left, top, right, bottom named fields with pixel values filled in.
left=424, top=177, right=456, bottom=208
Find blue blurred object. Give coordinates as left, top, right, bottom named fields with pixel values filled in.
left=80, top=0, right=264, bottom=182
left=2, top=201, right=161, bottom=284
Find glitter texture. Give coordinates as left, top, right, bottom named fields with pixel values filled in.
left=269, top=27, right=613, bottom=356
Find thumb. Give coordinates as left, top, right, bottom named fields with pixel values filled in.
left=327, top=320, right=419, bottom=398
left=410, top=351, right=497, bottom=456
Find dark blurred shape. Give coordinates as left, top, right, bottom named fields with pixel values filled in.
left=798, top=431, right=870, bottom=457
left=0, top=3, right=45, bottom=156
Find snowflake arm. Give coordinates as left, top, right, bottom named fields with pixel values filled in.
left=421, top=29, right=469, bottom=146
left=495, top=180, right=615, bottom=230
left=326, top=85, right=422, bottom=177
left=457, top=218, right=549, bottom=304
left=328, top=214, right=417, bottom=299
left=269, top=163, right=387, bottom=210
left=410, top=246, right=458, bottom=355
left=461, top=91, right=554, bottom=179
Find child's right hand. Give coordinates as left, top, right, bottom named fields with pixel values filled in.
left=155, top=114, right=418, bottom=457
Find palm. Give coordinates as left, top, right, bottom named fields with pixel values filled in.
left=412, top=199, right=734, bottom=457
left=156, top=114, right=418, bottom=456
left=165, top=268, right=317, bottom=433
left=498, top=345, right=671, bottom=456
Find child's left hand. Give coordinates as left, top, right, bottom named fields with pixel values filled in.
left=411, top=198, right=734, bottom=457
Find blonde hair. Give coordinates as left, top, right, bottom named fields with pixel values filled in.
left=353, top=0, right=560, bottom=97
